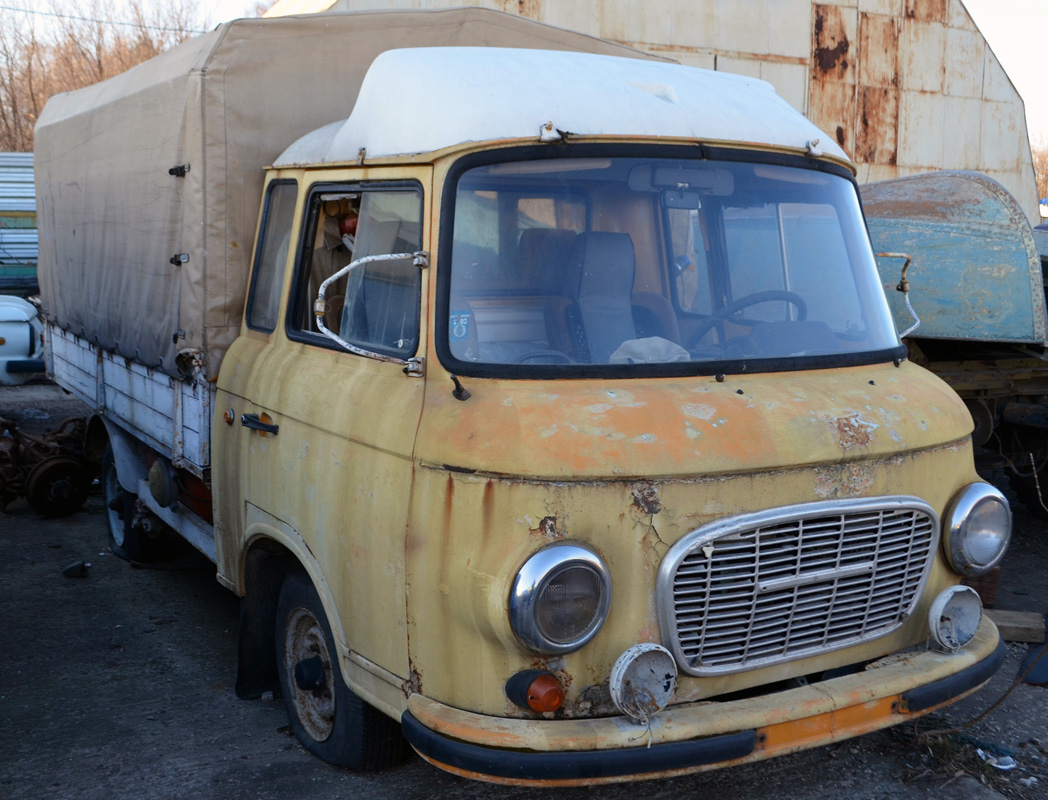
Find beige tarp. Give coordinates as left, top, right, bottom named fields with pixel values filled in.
left=35, top=8, right=659, bottom=379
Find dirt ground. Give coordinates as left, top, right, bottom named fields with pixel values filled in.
left=1, top=383, right=1046, bottom=800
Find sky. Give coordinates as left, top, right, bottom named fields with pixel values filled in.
left=962, top=0, right=1048, bottom=146
left=206, top=0, right=257, bottom=24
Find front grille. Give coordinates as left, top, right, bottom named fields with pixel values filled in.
left=658, top=497, right=938, bottom=677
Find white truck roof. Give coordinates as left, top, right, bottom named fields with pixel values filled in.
left=276, top=47, right=848, bottom=166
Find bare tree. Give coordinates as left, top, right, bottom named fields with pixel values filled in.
left=0, top=0, right=211, bottom=151
left=1033, top=138, right=1048, bottom=205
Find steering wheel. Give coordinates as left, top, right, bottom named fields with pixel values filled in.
left=518, top=350, right=574, bottom=365
left=685, top=290, right=807, bottom=350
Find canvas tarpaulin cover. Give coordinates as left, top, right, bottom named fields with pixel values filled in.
left=34, top=8, right=656, bottom=379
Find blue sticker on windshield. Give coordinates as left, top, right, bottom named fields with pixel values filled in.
left=450, top=311, right=471, bottom=341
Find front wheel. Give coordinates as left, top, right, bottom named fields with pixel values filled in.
left=275, top=569, right=407, bottom=770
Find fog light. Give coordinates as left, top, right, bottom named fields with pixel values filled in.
left=928, top=586, right=982, bottom=651
left=609, top=643, right=677, bottom=724
left=505, top=669, right=564, bottom=713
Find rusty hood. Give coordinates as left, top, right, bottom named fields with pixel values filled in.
left=414, top=361, right=971, bottom=480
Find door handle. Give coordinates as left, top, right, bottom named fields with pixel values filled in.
left=241, top=413, right=279, bottom=435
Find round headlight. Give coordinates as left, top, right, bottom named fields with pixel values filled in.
left=510, top=543, right=611, bottom=654
left=944, top=483, right=1011, bottom=576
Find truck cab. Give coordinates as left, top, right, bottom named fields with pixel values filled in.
left=210, top=48, right=1008, bottom=783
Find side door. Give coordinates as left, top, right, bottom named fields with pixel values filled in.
left=214, top=176, right=300, bottom=584
left=230, top=171, right=429, bottom=681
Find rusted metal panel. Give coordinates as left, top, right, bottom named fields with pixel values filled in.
left=808, top=78, right=856, bottom=153
left=905, top=0, right=946, bottom=24
left=858, top=12, right=898, bottom=88
left=855, top=86, right=898, bottom=164
left=944, top=27, right=982, bottom=99
left=897, top=90, right=946, bottom=168
left=899, top=19, right=945, bottom=93
left=812, top=4, right=855, bottom=83
left=862, top=171, right=1048, bottom=343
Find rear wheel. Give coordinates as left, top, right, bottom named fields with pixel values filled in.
left=102, top=445, right=161, bottom=562
left=275, top=569, right=407, bottom=771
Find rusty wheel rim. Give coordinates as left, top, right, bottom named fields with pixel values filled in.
left=25, top=456, right=89, bottom=517
left=284, top=606, right=336, bottom=742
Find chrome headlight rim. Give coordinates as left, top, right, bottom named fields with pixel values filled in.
left=509, top=542, right=612, bottom=655
left=944, top=482, right=1011, bottom=577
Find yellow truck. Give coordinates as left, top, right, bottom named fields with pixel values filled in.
left=35, top=9, right=1010, bottom=785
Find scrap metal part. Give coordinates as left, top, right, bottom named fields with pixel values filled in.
left=0, top=415, right=92, bottom=516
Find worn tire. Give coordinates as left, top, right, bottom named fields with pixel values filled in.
left=102, top=445, right=161, bottom=562
left=275, top=569, right=407, bottom=771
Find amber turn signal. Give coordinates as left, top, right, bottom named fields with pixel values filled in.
left=504, top=669, right=564, bottom=713
left=526, top=672, right=564, bottom=712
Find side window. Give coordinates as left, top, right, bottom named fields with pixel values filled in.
left=291, top=184, right=423, bottom=358
left=246, top=181, right=297, bottom=331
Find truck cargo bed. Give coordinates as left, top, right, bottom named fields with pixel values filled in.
left=47, top=324, right=212, bottom=476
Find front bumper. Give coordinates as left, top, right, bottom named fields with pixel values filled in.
left=402, top=618, right=1003, bottom=786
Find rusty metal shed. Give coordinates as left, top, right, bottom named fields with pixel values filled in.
left=0, top=152, right=37, bottom=293
left=265, top=0, right=1039, bottom=224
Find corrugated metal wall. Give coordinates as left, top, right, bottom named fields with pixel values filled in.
left=0, top=153, right=38, bottom=272
left=267, top=0, right=1039, bottom=223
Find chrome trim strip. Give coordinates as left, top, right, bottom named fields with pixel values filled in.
left=758, top=560, right=875, bottom=594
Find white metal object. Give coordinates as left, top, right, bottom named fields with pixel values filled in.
left=609, top=643, right=677, bottom=724
left=313, top=251, right=422, bottom=364
left=275, top=47, right=848, bottom=166
left=928, top=586, right=982, bottom=652
left=0, top=295, right=43, bottom=385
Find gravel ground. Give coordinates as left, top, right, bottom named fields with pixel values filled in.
left=1, top=382, right=1046, bottom=800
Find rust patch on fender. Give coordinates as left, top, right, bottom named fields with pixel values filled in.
left=403, top=662, right=423, bottom=696
left=815, top=463, right=877, bottom=498
left=632, top=483, right=662, bottom=515
left=531, top=516, right=560, bottom=540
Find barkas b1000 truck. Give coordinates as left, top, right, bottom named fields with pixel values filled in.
left=35, top=9, right=1010, bottom=786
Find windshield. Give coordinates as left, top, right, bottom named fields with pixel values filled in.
left=442, top=152, right=900, bottom=375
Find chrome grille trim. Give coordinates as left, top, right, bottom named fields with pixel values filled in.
left=657, top=497, right=939, bottom=677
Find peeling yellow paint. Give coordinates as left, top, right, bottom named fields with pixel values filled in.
left=683, top=403, right=717, bottom=420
